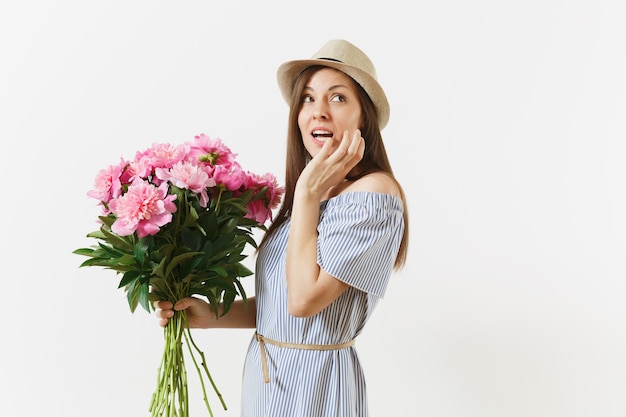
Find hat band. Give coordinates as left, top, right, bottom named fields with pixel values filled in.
left=318, top=57, right=344, bottom=63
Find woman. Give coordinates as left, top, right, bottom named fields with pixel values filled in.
left=155, top=39, right=409, bottom=417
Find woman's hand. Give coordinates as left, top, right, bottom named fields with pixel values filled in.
left=154, top=297, right=214, bottom=329
left=299, top=129, right=365, bottom=198
left=154, top=297, right=258, bottom=329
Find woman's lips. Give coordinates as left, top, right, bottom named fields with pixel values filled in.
left=311, top=129, right=333, bottom=142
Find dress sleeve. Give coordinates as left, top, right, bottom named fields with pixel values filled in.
left=317, top=192, right=404, bottom=298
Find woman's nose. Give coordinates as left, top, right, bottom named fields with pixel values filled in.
left=313, top=103, right=328, bottom=120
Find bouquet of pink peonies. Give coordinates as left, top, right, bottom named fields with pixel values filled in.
left=74, top=133, right=283, bottom=417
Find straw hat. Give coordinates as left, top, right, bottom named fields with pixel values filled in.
left=276, top=39, right=390, bottom=130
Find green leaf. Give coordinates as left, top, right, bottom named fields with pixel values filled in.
left=138, top=282, right=151, bottom=313
left=234, top=279, right=248, bottom=306
left=156, top=243, right=174, bottom=260
left=182, top=204, right=200, bottom=228
left=249, top=186, right=268, bottom=202
left=117, top=254, right=137, bottom=266
left=97, top=242, right=126, bottom=258
left=97, top=215, right=116, bottom=228
left=219, top=217, right=239, bottom=234
left=86, top=230, right=107, bottom=240
left=244, top=234, right=259, bottom=248
left=181, top=227, right=202, bottom=251
left=207, top=265, right=228, bottom=277
left=235, top=263, right=254, bottom=277
left=118, top=270, right=141, bottom=288
left=200, top=289, right=220, bottom=318
left=224, top=200, right=248, bottom=214
left=207, top=247, right=241, bottom=263
left=198, top=211, right=218, bottom=240
left=78, top=257, right=119, bottom=268
left=164, top=251, right=202, bottom=279
left=100, top=227, right=134, bottom=252
left=149, top=290, right=166, bottom=303
left=126, top=279, right=140, bottom=313
left=222, top=290, right=236, bottom=316
left=73, top=248, right=96, bottom=257
left=134, top=239, right=149, bottom=264
left=152, top=257, right=167, bottom=279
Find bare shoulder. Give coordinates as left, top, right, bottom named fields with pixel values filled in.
left=344, top=172, right=402, bottom=197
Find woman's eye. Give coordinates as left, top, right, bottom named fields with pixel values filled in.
left=302, top=95, right=313, bottom=103
left=331, top=95, right=346, bottom=102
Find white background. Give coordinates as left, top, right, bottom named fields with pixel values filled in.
left=1, top=1, right=625, bottom=416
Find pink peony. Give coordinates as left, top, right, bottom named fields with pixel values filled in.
left=87, top=158, right=129, bottom=205
left=187, top=134, right=238, bottom=168
left=245, top=171, right=285, bottom=210
left=245, top=199, right=272, bottom=224
left=213, top=164, right=247, bottom=191
left=242, top=172, right=284, bottom=224
left=108, top=179, right=177, bottom=238
left=130, top=142, right=189, bottom=180
left=155, top=161, right=216, bottom=207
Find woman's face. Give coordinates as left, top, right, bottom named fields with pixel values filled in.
left=297, top=67, right=363, bottom=158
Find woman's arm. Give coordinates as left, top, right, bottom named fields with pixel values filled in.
left=155, top=296, right=256, bottom=329
left=287, top=185, right=349, bottom=317
left=286, top=130, right=363, bottom=317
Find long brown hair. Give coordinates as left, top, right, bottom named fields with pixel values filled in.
left=261, top=66, right=409, bottom=269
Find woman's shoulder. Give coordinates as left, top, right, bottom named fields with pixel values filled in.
left=342, top=172, right=402, bottom=198
left=321, top=172, right=404, bottom=212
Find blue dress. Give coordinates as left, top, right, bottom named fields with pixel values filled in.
left=241, top=192, right=405, bottom=417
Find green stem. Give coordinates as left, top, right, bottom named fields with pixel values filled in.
left=150, top=311, right=188, bottom=417
left=148, top=296, right=225, bottom=416
left=182, top=329, right=215, bottom=417
left=214, top=188, right=224, bottom=214
left=185, top=328, right=228, bottom=411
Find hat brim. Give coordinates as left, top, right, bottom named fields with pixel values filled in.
left=277, top=59, right=390, bottom=130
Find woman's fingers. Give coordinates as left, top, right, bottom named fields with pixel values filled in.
left=153, top=299, right=182, bottom=327
left=153, top=300, right=173, bottom=311
left=154, top=302, right=173, bottom=327
left=155, top=308, right=173, bottom=319
left=173, top=297, right=198, bottom=311
left=334, top=129, right=364, bottom=169
left=301, top=129, right=365, bottom=195
left=154, top=297, right=204, bottom=328
left=323, top=130, right=362, bottom=163
left=154, top=297, right=195, bottom=313
left=347, top=129, right=365, bottom=163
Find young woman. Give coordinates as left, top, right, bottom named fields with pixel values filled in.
left=155, top=39, right=409, bottom=417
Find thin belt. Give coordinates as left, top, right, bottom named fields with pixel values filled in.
left=254, top=331, right=356, bottom=383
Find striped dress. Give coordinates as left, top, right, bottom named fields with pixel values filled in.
left=241, top=192, right=405, bottom=417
